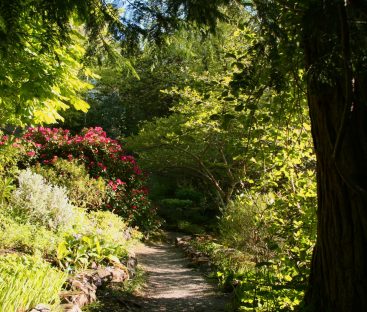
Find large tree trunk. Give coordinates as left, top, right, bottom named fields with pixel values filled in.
left=303, top=1, right=367, bottom=310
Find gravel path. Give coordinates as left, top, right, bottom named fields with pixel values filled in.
left=132, top=239, right=230, bottom=311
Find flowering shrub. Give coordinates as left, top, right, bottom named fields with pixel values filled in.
left=18, top=127, right=156, bottom=230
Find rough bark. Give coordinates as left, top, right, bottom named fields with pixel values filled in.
left=303, top=1, right=367, bottom=310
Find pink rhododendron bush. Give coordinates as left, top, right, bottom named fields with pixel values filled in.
left=16, top=126, right=156, bottom=231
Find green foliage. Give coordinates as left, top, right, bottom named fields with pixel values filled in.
left=0, top=27, right=93, bottom=125
left=0, top=214, right=61, bottom=256
left=61, top=11, right=242, bottom=136
left=32, top=159, right=107, bottom=210
left=124, top=14, right=317, bottom=309
left=0, top=0, right=125, bottom=125
left=0, top=254, right=67, bottom=312
left=215, top=102, right=317, bottom=310
left=61, top=47, right=186, bottom=136
left=0, top=1, right=328, bottom=309
left=159, top=198, right=193, bottom=225
left=0, top=134, right=23, bottom=207
left=56, top=209, right=140, bottom=272
left=9, top=169, right=75, bottom=231
left=1, top=195, right=140, bottom=269
left=175, top=186, right=203, bottom=203
left=219, top=194, right=263, bottom=252
left=0, top=133, right=22, bottom=178
left=0, top=176, right=15, bottom=207
left=158, top=196, right=212, bottom=232
left=160, top=198, right=194, bottom=209
left=20, top=127, right=156, bottom=232
left=177, top=221, right=206, bottom=235
left=189, top=236, right=307, bottom=311
left=127, top=17, right=290, bottom=209
left=86, top=210, right=143, bottom=247
left=56, top=233, right=128, bottom=272
left=124, top=0, right=235, bottom=41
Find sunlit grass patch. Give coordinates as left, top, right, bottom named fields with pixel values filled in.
left=0, top=254, right=67, bottom=312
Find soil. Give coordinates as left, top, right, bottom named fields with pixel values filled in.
left=84, top=233, right=230, bottom=312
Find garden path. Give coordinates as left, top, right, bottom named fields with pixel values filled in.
left=130, top=234, right=230, bottom=311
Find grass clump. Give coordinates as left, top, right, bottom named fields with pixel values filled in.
left=0, top=254, right=67, bottom=312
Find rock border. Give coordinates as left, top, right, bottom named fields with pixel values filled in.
left=29, top=256, right=138, bottom=312
left=175, top=235, right=212, bottom=271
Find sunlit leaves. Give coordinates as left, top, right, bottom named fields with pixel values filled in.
left=0, top=24, right=93, bottom=125
left=0, top=0, right=126, bottom=126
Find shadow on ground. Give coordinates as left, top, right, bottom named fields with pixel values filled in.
left=84, top=235, right=231, bottom=312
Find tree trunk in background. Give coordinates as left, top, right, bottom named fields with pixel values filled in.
left=303, top=1, right=367, bottom=310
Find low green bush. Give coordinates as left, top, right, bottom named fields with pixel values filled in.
left=0, top=176, right=15, bottom=207
left=159, top=197, right=212, bottom=232
left=56, top=210, right=140, bottom=272
left=1, top=127, right=159, bottom=233
left=177, top=221, right=205, bottom=235
left=21, top=127, right=156, bottom=231
left=0, top=214, right=61, bottom=255
left=175, top=186, right=203, bottom=203
left=0, top=134, right=21, bottom=207
left=87, top=210, right=142, bottom=246
left=0, top=133, right=22, bottom=179
left=56, top=233, right=129, bottom=272
left=206, top=189, right=315, bottom=311
left=32, top=159, right=107, bottom=210
left=187, top=237, right=298, bottom=310
left=0, top=254, right=67, bottom=312
left=160, top=198, right=193, bottom=209
left=219, top=193, right=270, bottom=255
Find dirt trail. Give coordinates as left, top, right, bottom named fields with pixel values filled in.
left=132, top=237, right=230, bottom=311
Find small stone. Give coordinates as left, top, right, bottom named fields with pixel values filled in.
left=90, top=261, right=98, bottom=269
left=127, top=256, right=138, bottom=276
left=75, top=293, right=93, bottom=307
left=195, top=256, right=210, bottom=264
left=29, top=304, right=51, bottom=312
left=175, top=236, right=191, bottom=245
left=108, top=267, right=128, bottom=282
left=60, top=303, right=82, bottom=312
left=96, top=268, right=113, bottom=282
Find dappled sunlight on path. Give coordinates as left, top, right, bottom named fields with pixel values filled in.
left=133, top=241, right=229, bottom=311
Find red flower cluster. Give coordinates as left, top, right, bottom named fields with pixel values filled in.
left=17, top=127, right=154, bottom=228
left=108, top=178, right=126, bottom=191
left=0, top=135, right=8, bottom=146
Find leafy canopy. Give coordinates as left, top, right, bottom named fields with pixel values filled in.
left=0, top=0, right=122, bottom=125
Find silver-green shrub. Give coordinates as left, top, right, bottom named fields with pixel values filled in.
left=10, top=169, right=74, bottom=231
